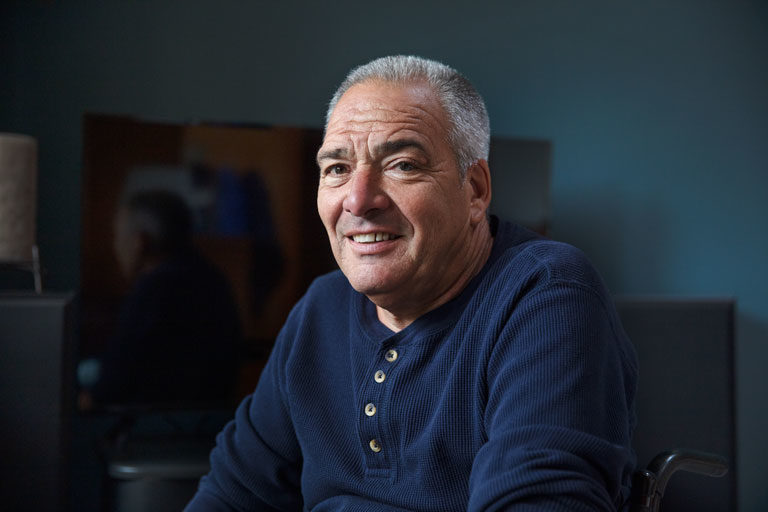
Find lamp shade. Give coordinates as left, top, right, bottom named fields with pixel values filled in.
left=0, top=133, right=37, bottom=263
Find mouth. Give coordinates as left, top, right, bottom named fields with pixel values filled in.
left=350, top=232, right=399, bottom=243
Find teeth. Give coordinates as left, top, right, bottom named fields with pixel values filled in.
left=352, top=233, right=394, bottom=243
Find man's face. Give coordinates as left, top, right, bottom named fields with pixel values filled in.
left=317, top=80, right=482, bottom=313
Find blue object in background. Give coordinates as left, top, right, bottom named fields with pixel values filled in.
left=215, top=169, right=250, bottom=236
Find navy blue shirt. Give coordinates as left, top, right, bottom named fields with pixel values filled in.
left=186, top=220, right=638, bottom=511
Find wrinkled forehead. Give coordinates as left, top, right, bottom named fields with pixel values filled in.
left=321, top=80, right=451, bottom=152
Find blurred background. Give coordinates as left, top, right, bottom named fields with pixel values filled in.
left=1, top=1, right=766, bottom=510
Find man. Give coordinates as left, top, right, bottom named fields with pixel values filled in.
left=81, top=190, right=240, bottom=408
left=186, top=56, right=637, bottom=511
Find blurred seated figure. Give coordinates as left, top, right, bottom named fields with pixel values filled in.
left=80, top=190, right=240, bottom=410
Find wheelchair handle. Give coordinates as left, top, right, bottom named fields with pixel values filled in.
left=628, top=449, right=728, bottom=512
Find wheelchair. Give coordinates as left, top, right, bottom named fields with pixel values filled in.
left=628, top=449, right=729, bottom=512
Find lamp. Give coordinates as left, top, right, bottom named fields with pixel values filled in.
left=0, top=132, right=41, bottom=292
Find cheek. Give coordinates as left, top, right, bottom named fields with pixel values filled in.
left=317, top=190, right=341, bottom=238
left=402, top=190, right=455, bottom=231
left=409, top=192, right=469, bottom=251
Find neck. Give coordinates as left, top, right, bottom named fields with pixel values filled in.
left=375, top=220, right=494, bottom=332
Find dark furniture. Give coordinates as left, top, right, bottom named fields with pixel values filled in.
left=0, top=293, right=76, bottom=512
left=615, top=297, right=736, bottom=511
left=105, top=430, right=215, bottom=512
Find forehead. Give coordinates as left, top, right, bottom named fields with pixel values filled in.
left=322, top=80, right=451, bottom=152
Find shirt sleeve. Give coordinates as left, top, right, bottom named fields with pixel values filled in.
left=467, top=281, right=637, bottom=512
left=185, top=328, right=304, bottom=512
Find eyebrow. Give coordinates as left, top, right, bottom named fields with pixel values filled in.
left=317, top=138, right=427, bottom=166
left=374, top=139, right=427, bottom=158
left=316, top=147, right=350, bottom=164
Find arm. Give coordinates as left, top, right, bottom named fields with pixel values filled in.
left=468, top=281, right=637, bottom=511
left=185, top=333, right=304, bottom=511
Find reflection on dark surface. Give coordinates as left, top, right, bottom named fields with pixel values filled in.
left=198, top=165, right=284, bottom=317
left=80, top=190, right=240, bottom=409
left=79, top=115, right=334, bottom=412
left=73, top=117, right=336, bottom=512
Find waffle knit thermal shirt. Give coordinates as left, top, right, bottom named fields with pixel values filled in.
left=185, top=218, right=638, bottom=512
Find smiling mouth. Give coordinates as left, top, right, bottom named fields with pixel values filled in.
left=350, top=232, right=399, bottom=243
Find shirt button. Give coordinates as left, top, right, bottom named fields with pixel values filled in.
left=374, top=370, right=386, bottom=383
left=365, top=403, right=377, bottom=416
left=369, top=439, right=382, bottom=453
left=385, top=349, right=398, bottom=362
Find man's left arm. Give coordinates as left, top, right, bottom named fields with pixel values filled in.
left=468, top=280, right=637, bottom=511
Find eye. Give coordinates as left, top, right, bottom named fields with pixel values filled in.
left=323, top=164, right=348, bottom=176
left=395, top=161, right=415, bottom=172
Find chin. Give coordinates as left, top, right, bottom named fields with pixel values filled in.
left=345, top=271, right=399, bottom=297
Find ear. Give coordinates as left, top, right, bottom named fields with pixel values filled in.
left=465, top=159, right=492, bottom=225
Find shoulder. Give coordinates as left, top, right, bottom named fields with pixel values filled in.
left=519, top=240, right=603, bottom=288
left=305, top=268, right=350, bottom=295
left=299, top=269, right=351, bottom=309
left=280, top=269, right=352, bottom=334
left=490, top=220, right=607, bottom=295
left=270, top=269, right=356, bottom=375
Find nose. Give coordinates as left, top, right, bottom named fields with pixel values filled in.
left=342, top=167, right=390, bottom=217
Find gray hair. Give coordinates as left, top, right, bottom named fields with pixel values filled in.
left=325, top=55, right=490, bottom=178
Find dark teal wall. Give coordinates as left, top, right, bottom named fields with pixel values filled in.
left=2, top=1, right=766, bottom=509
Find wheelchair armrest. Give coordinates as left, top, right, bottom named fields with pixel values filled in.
left=628, top=449, right=728, bottom=512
